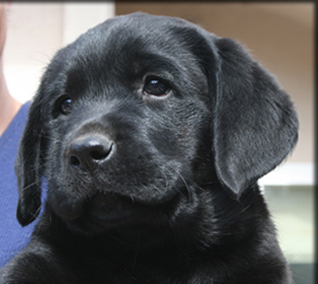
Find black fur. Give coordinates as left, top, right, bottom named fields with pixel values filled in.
left=0, top=13, right=298, bottom=283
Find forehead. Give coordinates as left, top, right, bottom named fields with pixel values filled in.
left=56, top=15, right=207, bottom=89
left=88, top=13, right=193, bottom=50
left=70, top=14, right=203, bottom=70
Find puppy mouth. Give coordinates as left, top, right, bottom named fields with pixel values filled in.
left=49, top=190, right=135, bottom=221
left=51, top=189, right=180, bottom=233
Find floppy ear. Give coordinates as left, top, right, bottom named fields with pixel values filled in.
left=212, top=37, right=299, bottom=198
left=15, top=90, right=47, bottom=226
left=14, top=42, right=72, bottom=226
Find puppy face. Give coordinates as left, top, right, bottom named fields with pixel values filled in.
left=15, top=13, right=298, bottom=236
left=45, top=21, right=213, bottom=232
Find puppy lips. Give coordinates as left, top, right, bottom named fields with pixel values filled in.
left=49, top=187, right=181, bottom=228
left=64, top=189, right=183, bottom=233
left=47, top=169, right=184, bottom=223
left=47, top=187, right=135, bottom=222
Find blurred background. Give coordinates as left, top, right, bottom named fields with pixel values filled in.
left=3, top=2, right=314, bottom=283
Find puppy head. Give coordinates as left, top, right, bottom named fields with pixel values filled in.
left=15, top=13, right=298, bottom=233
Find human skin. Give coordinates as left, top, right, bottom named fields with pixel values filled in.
left=0, top=2, right=22, bottom=136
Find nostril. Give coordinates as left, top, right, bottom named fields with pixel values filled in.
left=90, top=150, right=105, bottom=160
left=70, top=155, right=81, bottom=167
left=90, top=143, right=113, bottom=161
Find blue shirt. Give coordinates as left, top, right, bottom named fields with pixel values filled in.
left=0, top=102, right=36, bottom=267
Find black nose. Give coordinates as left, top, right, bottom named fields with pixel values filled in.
left=67, top=135, right=114, bottom=171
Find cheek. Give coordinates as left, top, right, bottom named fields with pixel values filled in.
left=43, top=136, right=65, bottom=179
left=146, top=102, right=210, bottom=161
left=43, top=120, right=77, bottom=172
left=148, top=127, right=179, bottom=157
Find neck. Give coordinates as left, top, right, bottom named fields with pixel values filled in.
left=0, top=58, right=21, bottom=136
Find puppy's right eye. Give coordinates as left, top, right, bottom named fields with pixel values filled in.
left=59, top=98, right=73, bottom=115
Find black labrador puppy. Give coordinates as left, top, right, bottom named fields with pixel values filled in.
left=0, top=13, right=298, bottom=284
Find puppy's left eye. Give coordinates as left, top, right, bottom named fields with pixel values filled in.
left=143, top=77, right=171, bottom=97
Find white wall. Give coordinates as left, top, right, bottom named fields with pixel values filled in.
left=3, top=2, right=115, bottom=103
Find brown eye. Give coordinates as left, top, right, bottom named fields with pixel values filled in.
left=59, top=98, right=73, bottom=115
left=143, top=77, right=170, bottom=97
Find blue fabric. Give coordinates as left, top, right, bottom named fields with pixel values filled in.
left=0, top=102, right=36, bottom=267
